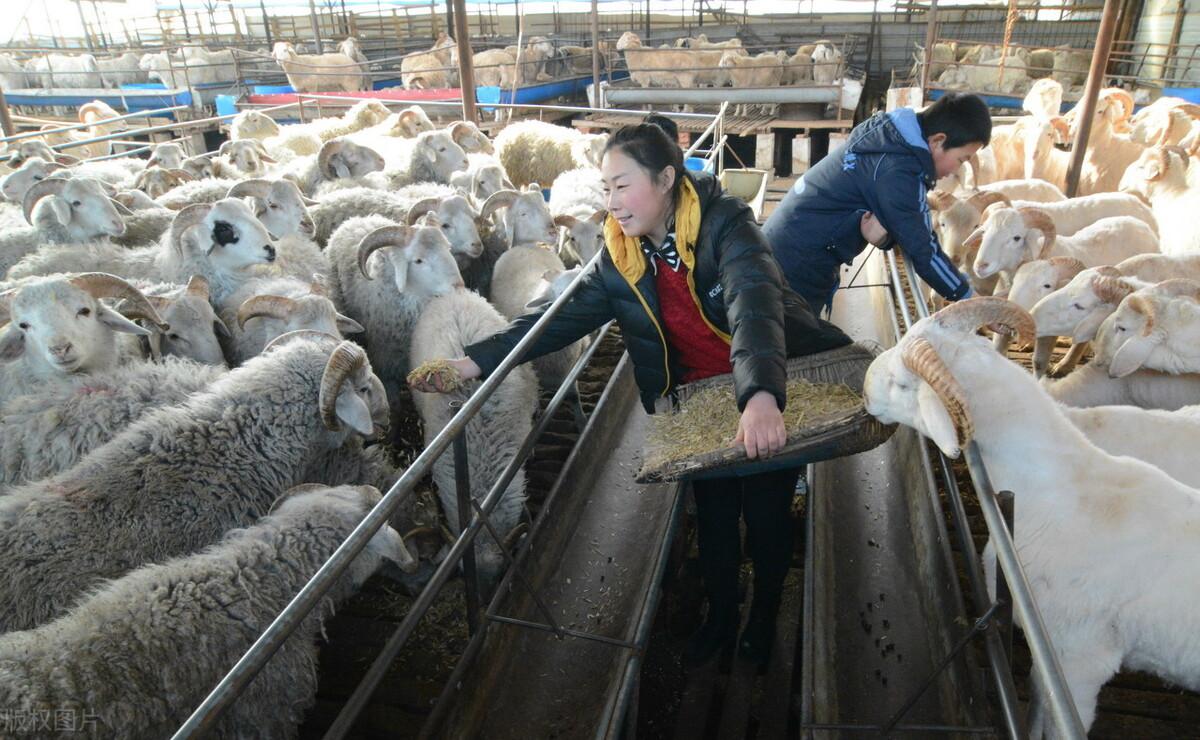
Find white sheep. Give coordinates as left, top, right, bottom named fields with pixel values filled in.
left=409, top=288, right=537, bottom=590
left=1061, top=403, right=1200, bottom=488
left=0, top=157, right=68, bottom=202
left=309, top=186, right=409, bottom=247
left=24, top=53, right=102, bottom=88
left=1023, top=116, right=1073, bottom=191
left=549, top=166, right=606, bottom=268
left=972, top=209, right=1159, bottom=282
left=229, top=109, right=282, bottom=142
left=0, top=355, right=225, bottom=486
left=272, top=41, right=366, bottom=92
left=0, top=484, right=411, bottom=738
left=928, top=183, right=1066, bottom=279
left=1118, top=146, right=1200, bottom=255
left=352, top=129, right=468, bottom=190
left=96, top=51, right=146, bottom=87
left=400, top=32, right=457, bottom=89
left=863, top=297, right=1200, bottom=733
left=1101, top=280, right=1200, bottom=378
left=221, top=277, right=362, bottom=365
left=0, top=177, right=129, bottom=277
left=1078, top=88, right=1146, bottom=195
left=480, top=184, right=560, bottom=251
left=0, top=273, right=166, bottom=407
left=326, top=217, right=464, bottom=408
left=718, top=51, right=784, bottom=116
left=494, top=120, right=606, bottom=189
left=0, top=331, right=387, bottom=632
left=0, top=52, right=26, bottom=90
left=811, top=42, right=843, bottom=85
left=278, top=138, right=386, bottom=196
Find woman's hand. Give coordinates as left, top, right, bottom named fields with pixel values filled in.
left=860, top=211, right=889, bottom=246
left=734, top=390, right=787, bottom=460
left=407, top=357, right=482, bottom=393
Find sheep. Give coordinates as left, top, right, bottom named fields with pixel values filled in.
left=96, top=51, right=146, bottom=87
left=473, top=48, right=518, bottom=87
left=339, top=35, right=369, bottom=65
left=280, top=138, right=386, bottom=196
left=972, top=208, right=1159, bottom=282
left=0, top=273, right=166, bottom=407
left=1118, top=146, right=1200, bottom=256
left=154, top=177, right=239, bottom=210
left=8, top=198, right=279, bottom=305
left=449, top=154, right=514, bottom=203
left=366, top=129, right=468, bottom=189
left=0, top=330, right=387, bottom=632
left=447, top=119, right=494, bottom=155
left=0, top=177, right=129, bottom=277
left=309, top=186, right=409, bottom=247
left=811, top=42, right=843, bottom=86
left=24, top=53, right=102, bottom=89
left=494, top=120, right=604, bottom=189
left=0, top=52, right=26, bottom=90
left=380, top=105, right=436, bottom=138
left=409, top=288, right=537, bottom=590
left=271, top=41, right=366, bottom=92
left=0, top=157, right=68, bottom=203
left=1102, top=280, right=1200, bottom=378
left=1042, top=358, right=1200, bottom=410
left=1060, top=403, right=1200, bottom=489
left=146, top=141, right=187, bottom=170
left=1023, top=116, right=1073, bottom=191
left=0, top=483, right=411, bottom=739
left=139, top=49, right=233, bottom=87
left=259, top=101, right=389, bottom=160
left=0, top=355, right=226, bottom=487
left=180, top=154, right=217, bottom=180
left=392, top=184, right=485, bottom=269
left=549, top=166, right=606, bottom=267
left=133, top=166, right=197, bottom=199
left=214, top=138, right=277, bottom=178
left=1078, top=88, right=1146, bottom=195
left=782, top=49, right=815, bottom=85
left=1128, top=104, right=1200, bottom=147
left=1051, top=44, right=1091, bottom=86
left=718, top=52, right=784, bottom=116
left=229, top=109, right=282, bottom=142
left=1029, top=267, right=1147, bottom=369
left=221, top=277, right=362, bottom=365
left=614, top=32, right=730, bottom=106
left=4, top=140, right=76, bottom=169
left=325, top=218, right=464, bottom=413
left=400, top=32, right=457, bottom=89
left=862, top=297, right=1200, bottom=734
left=490, top=243, right=584, bottom=390
left=480, top=184, right=560, bottom=252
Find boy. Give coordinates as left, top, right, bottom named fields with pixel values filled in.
left=763, top=92, right=992, bottom=313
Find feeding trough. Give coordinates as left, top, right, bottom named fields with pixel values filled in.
left=719, top=167, right=769, bottom=220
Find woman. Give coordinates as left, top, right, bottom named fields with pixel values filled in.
left=411, top=120, right=851, bottom=667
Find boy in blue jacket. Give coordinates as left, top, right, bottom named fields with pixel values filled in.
left=763, top=92, right=992, bottom=313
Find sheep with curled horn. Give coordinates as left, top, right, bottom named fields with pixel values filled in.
left=278, top=138, right=387, bottom=196
left=0, top=177, right=130, bottom=276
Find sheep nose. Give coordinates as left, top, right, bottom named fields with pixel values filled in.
left=49, top=341, right=72, bottom=358
left=263, top=244, right=276, bottom=262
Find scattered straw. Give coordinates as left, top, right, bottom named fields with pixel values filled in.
left=644, top=379, right=862, bottom=469
left=407, top=359, right=463, bottom=392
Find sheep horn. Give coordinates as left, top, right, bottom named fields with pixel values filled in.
left=552, top=214, right=578, bottom=229
left=1126, top=295, right=1157, bottom=336
left=1047, top=256, right=1086, bottom=282
left=933, top=296, right=1037, bottom=345
left=237, top=294, right=298, bottom=329
left=317, top=140, right=346, bottom=179
left=1104, top=88, right=1135, bottom=122
left=901, top=336, right=974, bottom=449
left=1177, top=103, right=1200, bottom=120
left=1091, top=275, right=1135, bottom=304
left=69, top=273, right=168, bottom=330
left=1151, top=278, right=1200, bottom=301
left=480, top=189, right=519, bottom=220
left=447, top=120, right=469, bottom=142
left=169, top=203, right=214, bottom=248
left=1018, top=207, right=1058, bottom=260
left=22, top=177, right=69, bottom=224
left=319, top=340, right=368, bottom=431
left=186, top=275, right=210, bottom=299
left=226, top=179, right=272, bottom=200
left=1163, top=145, right=1190, bottom=170
left=1096, top=265, right=1124, bottom=278
left=357, top=225, right=412, bottom=279
left=116, top=295, right=170, bottom=327
left=262, top=329, right=339, bottom=355
left=405, top=197, right=442, bottom=225
left=966, top=190, right=1011, bottom=213
left=926, top=189, right=958, bottom=212
left=167, top=168, right=194, bottom=183
left=109, top=198, right=134, bottom=216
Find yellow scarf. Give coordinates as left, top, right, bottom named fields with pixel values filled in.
left=604, top=176, right=702, bottom=285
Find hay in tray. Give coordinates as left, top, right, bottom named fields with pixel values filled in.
left=643, top=378, right=862, bottom=471
left=407, top=359, right=464, bottom=393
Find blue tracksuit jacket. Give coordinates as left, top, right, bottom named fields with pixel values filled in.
left=763, top=108, right=973, bottom=311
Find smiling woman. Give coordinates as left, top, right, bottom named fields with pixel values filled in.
left=407, top=117, right=851, bottom=672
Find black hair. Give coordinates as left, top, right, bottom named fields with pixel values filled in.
left=916, top=92, right=992, bottom=148
left=643, top=112, right=679, bottom=142
left=603, top=119, right=686, bottom=202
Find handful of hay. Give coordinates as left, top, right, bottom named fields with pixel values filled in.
left=635, top=344, right=895, bottom=483
left=407, top=359, right=464, bottom=393
left=643, top=380, right=862, bottom=472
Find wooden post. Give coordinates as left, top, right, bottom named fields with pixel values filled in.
left=590, top=0, right=602, bottom=110
left=920, top=0, right=939, bottom=93
left=452, top=0, right=478, bottom=124
left=0, top=87, right=16, bottom=138
left=1064, top=0, right=1121, bottom=198
left=1164, top=0, right=1186, bottom=82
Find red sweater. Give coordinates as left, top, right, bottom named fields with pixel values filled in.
left=654, top=263, right=733, bottom=383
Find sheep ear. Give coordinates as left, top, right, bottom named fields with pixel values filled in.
left=336, top=313, right=365, bottom=334
left=1108, top=336, right=1156, bottom=379
left=390, top=255, right=410, bottom=292
left=333, top=158, right=352, bottom=179
left=335, top=389, right=375, bottom=436
left=917, top=381, right=961, bottom=458
left=97, top=304, right=153, bottom=336
left=47, top=195, right=73, bottom=226
left=0, top=327, right=25, bottom=362
left=213, top=316, right=232, bottom=339
left=372, top=526, right=419, bottom=573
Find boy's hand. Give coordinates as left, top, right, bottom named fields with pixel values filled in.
left=861, top=211, right=889, bottom=246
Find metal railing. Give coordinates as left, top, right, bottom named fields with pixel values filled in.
left=890, top=253, right=1085, bottom=739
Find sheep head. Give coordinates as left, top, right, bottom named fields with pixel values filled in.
left=181, top=154, right=217, bottom=180
left=126, top=277, right=229, bottom=366
left=412, top=130, right=469, bottom=180
left=405, top=194, right=483, bottom=260
left=218, top=139, right=275, bottom=176
left=525, top=267, right=583, bottom=310
left=972, top=206, right=1046, bottom=279
left=23, top=176, right=127, bottom=238
left=236, top=291, right=363, bottom=339
left=390, top=106, right=435, bottom=138
left=6, top=140, right=63, bottom=168
left=1, top=157, right=66, bottom=203
left=146, top=142, right=186, bottom=170
left=0, top=273, right=165, bottom=377
left=170, top=198, right=277, bottom=268
left=482, top=184, right=557, bottom=248
left=355, top=223, right=464, bottom=296
left=1008, top=256, right=1086, bottom=311
left=134, top=167, right=194, bottom=199
left=448, top=120, right=493, bottom=155
left=271, top=41, right=299, bottom=63
left=553, top=209, right=606, bottom=267
left=227, top=178, right=316, bottom=238
left=318, top=139, right=386, bottom=180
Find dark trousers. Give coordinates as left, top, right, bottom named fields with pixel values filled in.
left=691, top=466, right=801, bottom=614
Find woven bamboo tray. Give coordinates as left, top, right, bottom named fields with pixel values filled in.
left=636, top=342, right=896, bottom=483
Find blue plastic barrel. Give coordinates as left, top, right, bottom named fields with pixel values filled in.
left=685, top=156, right=714, bottom=173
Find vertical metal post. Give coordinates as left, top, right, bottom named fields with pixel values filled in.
left=261, top=0, right=273, bottom=50
left=0, top=87, right=15, bottom=138
left=590, top=0, right=602, bottom=110
left=75, top=0, right=95, bottom=51
left=1064, top=0, right=1121, bottom=198
left=996, top=490, right=1016, bottom=666
left=446, top=0, right=456, bottom=39
left=180, top=2, right=192, bottom=42
left=308, top=0, right=324, bottom=52
left=451, top=403, right=482, bottom=636
left=920, top=0, right=939, bottom=93
left=453, top=0, right=478, bottom=123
